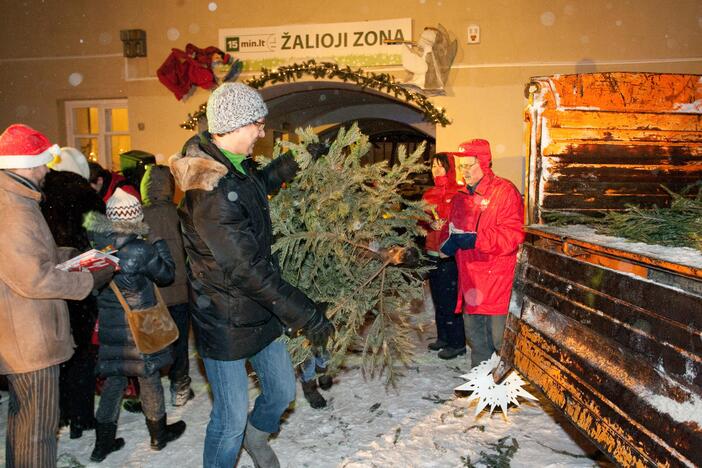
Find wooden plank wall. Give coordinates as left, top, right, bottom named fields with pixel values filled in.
left=509, top=240, right=702, bottom=467
left=525, top=73, right=702, bottom=224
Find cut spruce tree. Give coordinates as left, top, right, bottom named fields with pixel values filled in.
left=263, top=123, right=431, bottom=386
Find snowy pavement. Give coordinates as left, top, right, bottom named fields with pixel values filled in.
left=1, top=327, right=611, bottom=467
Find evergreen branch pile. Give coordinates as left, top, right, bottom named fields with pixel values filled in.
left=544, top=183, right=702, bottom=251
left=265, top=123, right=432, bottom=386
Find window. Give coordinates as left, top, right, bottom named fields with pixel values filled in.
left=65, top=99, right=131, bottom=170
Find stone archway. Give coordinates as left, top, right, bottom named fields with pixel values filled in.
left=258, top=81, right=435, bottom=139
left=255, top=81, right=435, bottom=171
left=257, top=81, right=435, bottom=199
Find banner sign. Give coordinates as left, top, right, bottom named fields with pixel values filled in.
left=219, top=18, right=412, bottom=71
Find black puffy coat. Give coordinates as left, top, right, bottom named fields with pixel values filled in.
left=170, top=132, right=316, bottom=361
left=85, top=212, right=176, bottom=377
left=41, top=170, right=105, bottom=349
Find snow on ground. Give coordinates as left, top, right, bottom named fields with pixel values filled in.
left=1, top=303, right=611, bottom=468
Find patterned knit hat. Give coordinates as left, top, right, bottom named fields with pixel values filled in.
left=106, top=187, right=144, bottom=223
left=0, top=124, right=60, bottom=169
left=206, top=82, right=268, bottom=134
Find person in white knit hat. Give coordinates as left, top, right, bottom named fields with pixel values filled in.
left=170, top=83, right=332, bottom=468
left=0, top=123, right=114, bottom=468
left=48, top=147, right=91, bottom=181
left=41, top=145, right=106, bottom=441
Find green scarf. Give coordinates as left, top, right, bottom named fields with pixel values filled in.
left=219, top=148, right=247, bottom=175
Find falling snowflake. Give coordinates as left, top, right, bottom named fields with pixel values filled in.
left=454, top=353, right=537, bottom=417
left=68, top=73, right=83, bottom=87
left=540, top=12, right=556, bottom=27
left=167, top=27, right=180, bottom=41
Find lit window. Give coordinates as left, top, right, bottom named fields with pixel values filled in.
left=65, top=99, right=131, bottom=170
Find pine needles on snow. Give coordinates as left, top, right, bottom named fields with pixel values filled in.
left=264, top=123, right=431, bottom=386
left=544, top=183, right=702, bottom=251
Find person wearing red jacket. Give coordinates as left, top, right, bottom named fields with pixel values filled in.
left=422, top=153, right=466, bottom=359
left=440, top=139, right=525, bottom=368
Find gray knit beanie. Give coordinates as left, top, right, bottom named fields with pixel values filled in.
left=206, top=83, right=268, bottom=134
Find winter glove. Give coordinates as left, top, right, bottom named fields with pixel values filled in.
left=306, top=142, right=330, bottom=161
left=439, top=232, right=477, bottom=256
left=277, top=150, right=300, bottom=183
left=380, top=246, right=420, bottom=268
left=90, top=264, right=115, bottom=291
left=303, top=303, right=334, bottom=348
left=399, top=246, right=420, bottom=268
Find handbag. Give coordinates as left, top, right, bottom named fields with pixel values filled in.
left=109, top=281, right=179, bottom=354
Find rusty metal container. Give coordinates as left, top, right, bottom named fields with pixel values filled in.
left=503, top=72, right=702, bottom=467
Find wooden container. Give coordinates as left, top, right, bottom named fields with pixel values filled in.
left=503, top=72, right=702, bottom=467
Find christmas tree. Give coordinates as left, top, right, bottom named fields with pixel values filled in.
left=264, top=123, right=431, bottom=386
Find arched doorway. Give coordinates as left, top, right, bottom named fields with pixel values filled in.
left=257, top=82, right=434, bottom=151
left=255, top=81, right=435, bottom=196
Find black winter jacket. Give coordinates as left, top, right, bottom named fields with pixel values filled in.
left=85, top=212, right=176, bottom=377
left=170, top=132, right=316, bottom=361
left=41, top=170, right=105, bottom=349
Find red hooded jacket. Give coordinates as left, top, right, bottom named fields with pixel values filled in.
left=421, top=153, right=459, bottom=255
left=444, top=140, right=525, bottom=315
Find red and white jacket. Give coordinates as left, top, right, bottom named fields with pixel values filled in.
left=445, top=169, right=525, bottom=315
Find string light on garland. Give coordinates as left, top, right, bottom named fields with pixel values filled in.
left=181, top=59, right=451, bottom=130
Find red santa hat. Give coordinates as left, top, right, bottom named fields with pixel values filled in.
left=0, top=124, right=60, bottom=169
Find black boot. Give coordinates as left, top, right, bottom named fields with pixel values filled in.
left=145, top=415, right=186, bottom=451
left=301, top=379, right=327, bottom=409
left=90, top=422, right=125, bottom=462
left=438, top=346, right=467, bottom=360
left=70, top=416, right=96, bottom=439
left=428, top=339, right=448, bottom=351
left=317, top=374, right=333, bottom=391
left=122, top=399, right=143, bottom=413
left=315, top=365, right=333, bottom=390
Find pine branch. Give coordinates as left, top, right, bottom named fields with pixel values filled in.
left=542, top=183, right=702, bottom=251
left=266, top=123, right=428, bottom=386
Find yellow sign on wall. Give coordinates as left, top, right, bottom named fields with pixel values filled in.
left=219, top=18, right=412, bottom=71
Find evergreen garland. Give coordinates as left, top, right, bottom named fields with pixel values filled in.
left=544, top=183, right=702, bottom=251
left=265, top=123, right=431, bottom=386
left=181, top=60, right=451, bottom=130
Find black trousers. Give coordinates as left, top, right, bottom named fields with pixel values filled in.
left=428, top=257, right=466, bottom=349
left=6, top=365, right=60, bottom=468
left=167, top=302, right=191, bottom=388
left=59, top=345, right=96, bottom=427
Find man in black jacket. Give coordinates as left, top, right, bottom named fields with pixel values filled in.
left=170, top=82, right=332, bottom=468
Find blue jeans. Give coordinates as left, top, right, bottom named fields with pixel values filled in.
left=202, top=340, right=296, bottom=468
left=300, top=350, right=329, bottom=383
